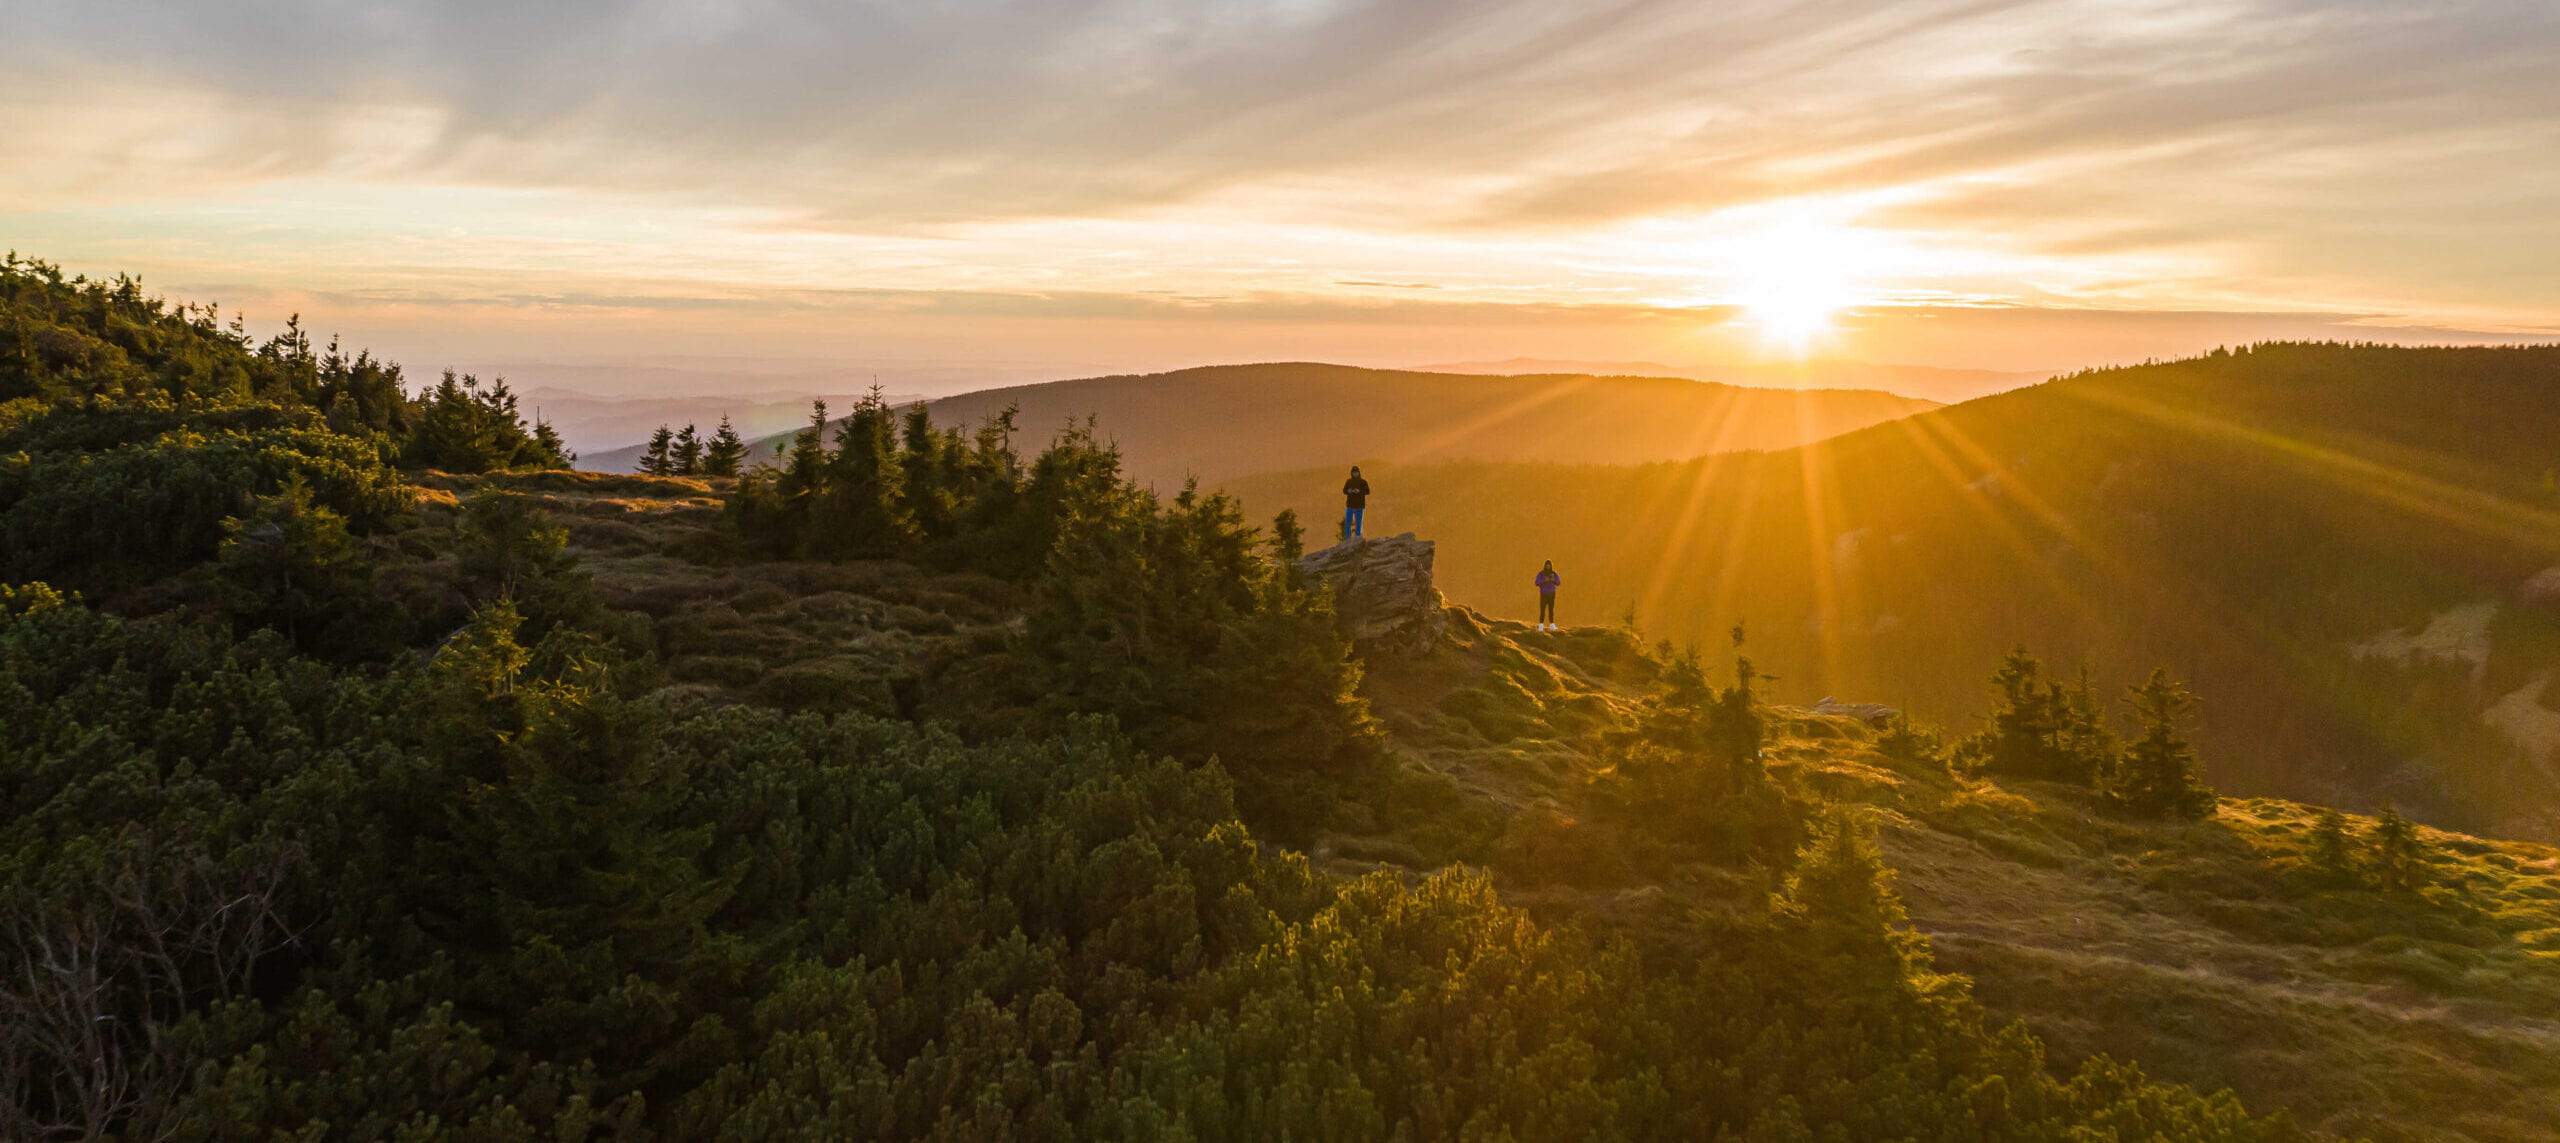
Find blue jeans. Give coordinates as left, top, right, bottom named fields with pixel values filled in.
left=1342, top=506, right=1364, bottom=538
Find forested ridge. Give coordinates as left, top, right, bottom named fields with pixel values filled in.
left=5, top=259, right=2505, bottom=1140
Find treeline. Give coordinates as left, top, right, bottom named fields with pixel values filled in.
left=0, top=256, right=571, bottom=591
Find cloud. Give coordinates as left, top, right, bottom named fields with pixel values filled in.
left=26, top=0, right=2540, bottom=226
left=3, top=0, right=2554, bottom=357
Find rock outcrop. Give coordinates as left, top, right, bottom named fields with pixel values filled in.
left=1296, top=532, right=1446, bottom=657
left=1811, top=697, right=1900, bottom=727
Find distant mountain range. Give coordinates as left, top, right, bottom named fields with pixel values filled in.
left=585, top=362, right=1939, bottom=486
left=1416, top=357, right=2050, bottom=404
left=1231, top=344, right=2560, bottom=841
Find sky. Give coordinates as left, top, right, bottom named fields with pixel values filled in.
left=4, top=0, right=2556, bottom=396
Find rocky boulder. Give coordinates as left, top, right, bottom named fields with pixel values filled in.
left=1295, top=532, right=1446, bottom=656
left=1811, top=697, right=1901, bottom=727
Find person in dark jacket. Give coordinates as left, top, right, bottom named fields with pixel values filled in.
left=1535, top=561, right=1561, bottom=630
left=1341, top=466, right=1370, bottom=539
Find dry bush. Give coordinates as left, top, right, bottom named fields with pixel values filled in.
left=2, top=833, right=301, bottom=1141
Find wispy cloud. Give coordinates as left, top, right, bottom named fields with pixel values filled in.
left=2, top=0, right=2553, bottom=376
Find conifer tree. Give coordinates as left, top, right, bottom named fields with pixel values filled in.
left=1772, top=809, right=1929, bottom=971
left=2059, top=662, right=2121, bottom=785
left=638, top=425, right=676, bottom=476
left=899, top=403, right=961, bottom=542
left=813, top=388, right=918, bottom=558
left=701, top=415, right=746, bottom=477
left=2307, top=808, right=2356, bottom=884
left=1961, top=649, right=2116, bottom=785
left=532, top=418, right=575, bottom=467
left=1708, top=625, right=1767, bottom=775
left=672, top=423, right=704, bottom=476
left=785, top=401, right=828, bottom=480
left=1270, top=508, right=1306, bottom=562
left=213, top=476, right=396, bottom=658
left=456, top=489, right=579, bottom=606
left=1966, top=648, right=2062, bottom=779
left=1607, top=629, right=1804, bottom=862
left=408, top=371, right=566, bottom=472
left=1875, top=713, right=1946, bottom=768
left=733, top=400, right=832, bottom=556
left=2107, top=668, right=2216, bottom=820
left=2370, top=803, right=2430, bottom=893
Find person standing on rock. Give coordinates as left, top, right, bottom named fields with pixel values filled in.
left=1341, top=465, right=1371, bottom=540
left=1535, top=560, right=1561, bottom=631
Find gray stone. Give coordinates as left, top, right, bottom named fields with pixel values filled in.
left=1295, top=532, right=1446, bottom=656
left=1811, top=697, right=1901, bottom=727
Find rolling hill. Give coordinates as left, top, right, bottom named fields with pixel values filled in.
left=584, top=362, right=1937, bottom=486
left=1229, top=344, right=2560, bottom=842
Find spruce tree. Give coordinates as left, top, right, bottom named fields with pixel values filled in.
left=456, top=489, right=579, bottom=605
left=531, top=418, right=575, bottom=467
left=814, top=388, right=918, bottom=558
left=638, top=425, right=675, bottom=476
left=1708, top=626, right=1767, bottom=776
left=899, top=403, right=960, bottom=542
left=1772, top=809, right=1929, bottom=971
left=2370, top=803, right=2430, bottom=893
left=213, top=476, right=396, bottom=658
left=2108, top=668, right=2216, bottom=820
left=1966, top=648, right=2062, bottom=780
left=701, top=415, right=746, bottom=477
left=2303, top=807, right=2358, bottom=886
left=2058, top=662, right=2120, bottom=785
left=1270, top=508, right=1306, bottom=562
left=672, top=423, right=703, bottom=476
left=786, top=401, right=828, bottom=483
left=1960, top=649, right=2119, bottom=785
left=1876, top=713, right=1946, bottom=768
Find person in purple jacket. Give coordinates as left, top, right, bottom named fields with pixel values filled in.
left=1535, top=560, right=1561, bottom=631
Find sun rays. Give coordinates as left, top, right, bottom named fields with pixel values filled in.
left=1726, top=217, right=1877, bottom=356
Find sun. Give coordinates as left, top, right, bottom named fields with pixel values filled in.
left=1720, top=213, right=1877, bottom=356
left=1738, top=260, right=1858, bottom=352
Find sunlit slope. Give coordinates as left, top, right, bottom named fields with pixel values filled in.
left=1345, top=611, right=2560, bottom=1143
left=605, top=362, right=1937, bottom=487
left=1231, top=344, right=2560, bottom=840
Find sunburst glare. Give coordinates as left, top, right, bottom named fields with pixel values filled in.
left=1723, top=213, right=1880, bottom=355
